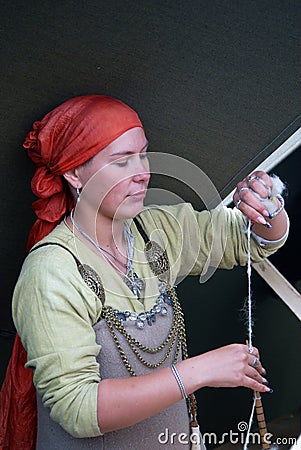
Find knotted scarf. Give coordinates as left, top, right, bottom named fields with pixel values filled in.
left=0, top=95, right=143, bottom=449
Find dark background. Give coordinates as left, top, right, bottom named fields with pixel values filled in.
left=1, top=0, right=300, bottom=444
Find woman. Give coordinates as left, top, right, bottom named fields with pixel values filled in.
left=0, top=95, right=288, bottom=449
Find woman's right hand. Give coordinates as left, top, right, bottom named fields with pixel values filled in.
left=185, top=343, right=271, bottom=393
left=97, top=343, right=271, bottom=433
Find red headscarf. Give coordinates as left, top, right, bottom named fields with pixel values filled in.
left=24, top=94, right=143, bottom=250
left=0, top=95, right=143, bottom=449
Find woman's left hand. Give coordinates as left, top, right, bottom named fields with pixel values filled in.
left=233, top=170, right=273, bottom=226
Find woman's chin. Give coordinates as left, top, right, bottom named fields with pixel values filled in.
left=114, top=199, right=145, bottom=220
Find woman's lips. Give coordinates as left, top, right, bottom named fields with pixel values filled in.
left=127, top=190, right=147, bottom=199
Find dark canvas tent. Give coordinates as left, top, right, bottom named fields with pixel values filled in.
left=1, top=0, right=300, bottom=445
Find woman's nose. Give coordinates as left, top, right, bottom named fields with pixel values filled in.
left=132, top=155, right=150, bottom=181
left=132, top=170, right=150, bottom=183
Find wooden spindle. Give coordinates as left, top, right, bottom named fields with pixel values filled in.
left=254, top=390, right=270, bottom=449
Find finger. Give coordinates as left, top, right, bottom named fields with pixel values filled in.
left=249, top=170, right=272, bottom=184
left=233, top=182, right=246, bottom=203
left=247, top=346, right=266, bottom=375
left=234, top=199, right=270, bottom=226
left=247, top=345, right=259, bottom=356
left=247, top=171, right=272, bottom=198
left=244, top=362, right=271, bottom=392
left=248, top=354, right=264, bottom=374
left=251, top=170, right=271, bottom=185
left=248, top=178, right=270, bottom=199
left=235, top=187, right=266, bottom=211
left=244, top=374, right=272, bottom=393
left=245, top=365, right=266, bottom=384
left=233, top=184, right=271, bottom=221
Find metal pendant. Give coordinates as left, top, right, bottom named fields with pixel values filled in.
left=124, top=269, right=145, bottom=300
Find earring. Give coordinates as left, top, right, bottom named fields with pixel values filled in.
left=76, top=187, right=81, bottom=203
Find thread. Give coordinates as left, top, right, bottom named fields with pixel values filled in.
left=244, top=173, right=285, bottom=351
left=243, top=395, right=257, bottom=450
left=246, top=219, right=253, bottom=353
left=242, top=174, right=286, bottom=449
left=242, top=220, right=256, bottom=450
left=244, top=220, right=271, bottom=450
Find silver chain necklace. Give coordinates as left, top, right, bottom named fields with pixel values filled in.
left=69, top=209, right=145, bottom=300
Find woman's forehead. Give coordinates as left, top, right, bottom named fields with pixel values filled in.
left=104, top=127, right=148, bottom=156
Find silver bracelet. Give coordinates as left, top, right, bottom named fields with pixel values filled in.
left=269, top=194, right=285, bottom=218
left=171, top=364, right=188, bottom=400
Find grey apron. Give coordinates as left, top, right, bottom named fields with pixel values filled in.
left=36, top=307, right=192, bottom=449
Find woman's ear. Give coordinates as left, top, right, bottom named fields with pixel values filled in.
left=63, top=168, right=82, bottom=189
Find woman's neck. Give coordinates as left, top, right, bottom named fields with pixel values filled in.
left=68, top=207, right=128, bottom=262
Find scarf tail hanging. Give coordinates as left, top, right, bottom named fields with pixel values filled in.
left=0, top=334, right=36, bottom=450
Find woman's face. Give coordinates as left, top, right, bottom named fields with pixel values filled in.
left=76, top=127, right=150, bottom=220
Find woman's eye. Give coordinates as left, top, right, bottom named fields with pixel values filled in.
left=115, top=151, right=148, bottom=167
left=115, top=158, right=128, bottom=167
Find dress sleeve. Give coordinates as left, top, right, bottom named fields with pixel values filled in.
left=12, top=245, right=103, bottom=438
left=138, top=203, right=288, bottom=281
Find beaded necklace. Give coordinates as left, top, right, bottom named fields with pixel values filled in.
left=70, top=209, right=145, bottom=300
left=97, top=218, right=187, bottom=374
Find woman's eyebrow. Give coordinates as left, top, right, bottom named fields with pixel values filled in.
left=109, top=142, right=149, bottom=157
